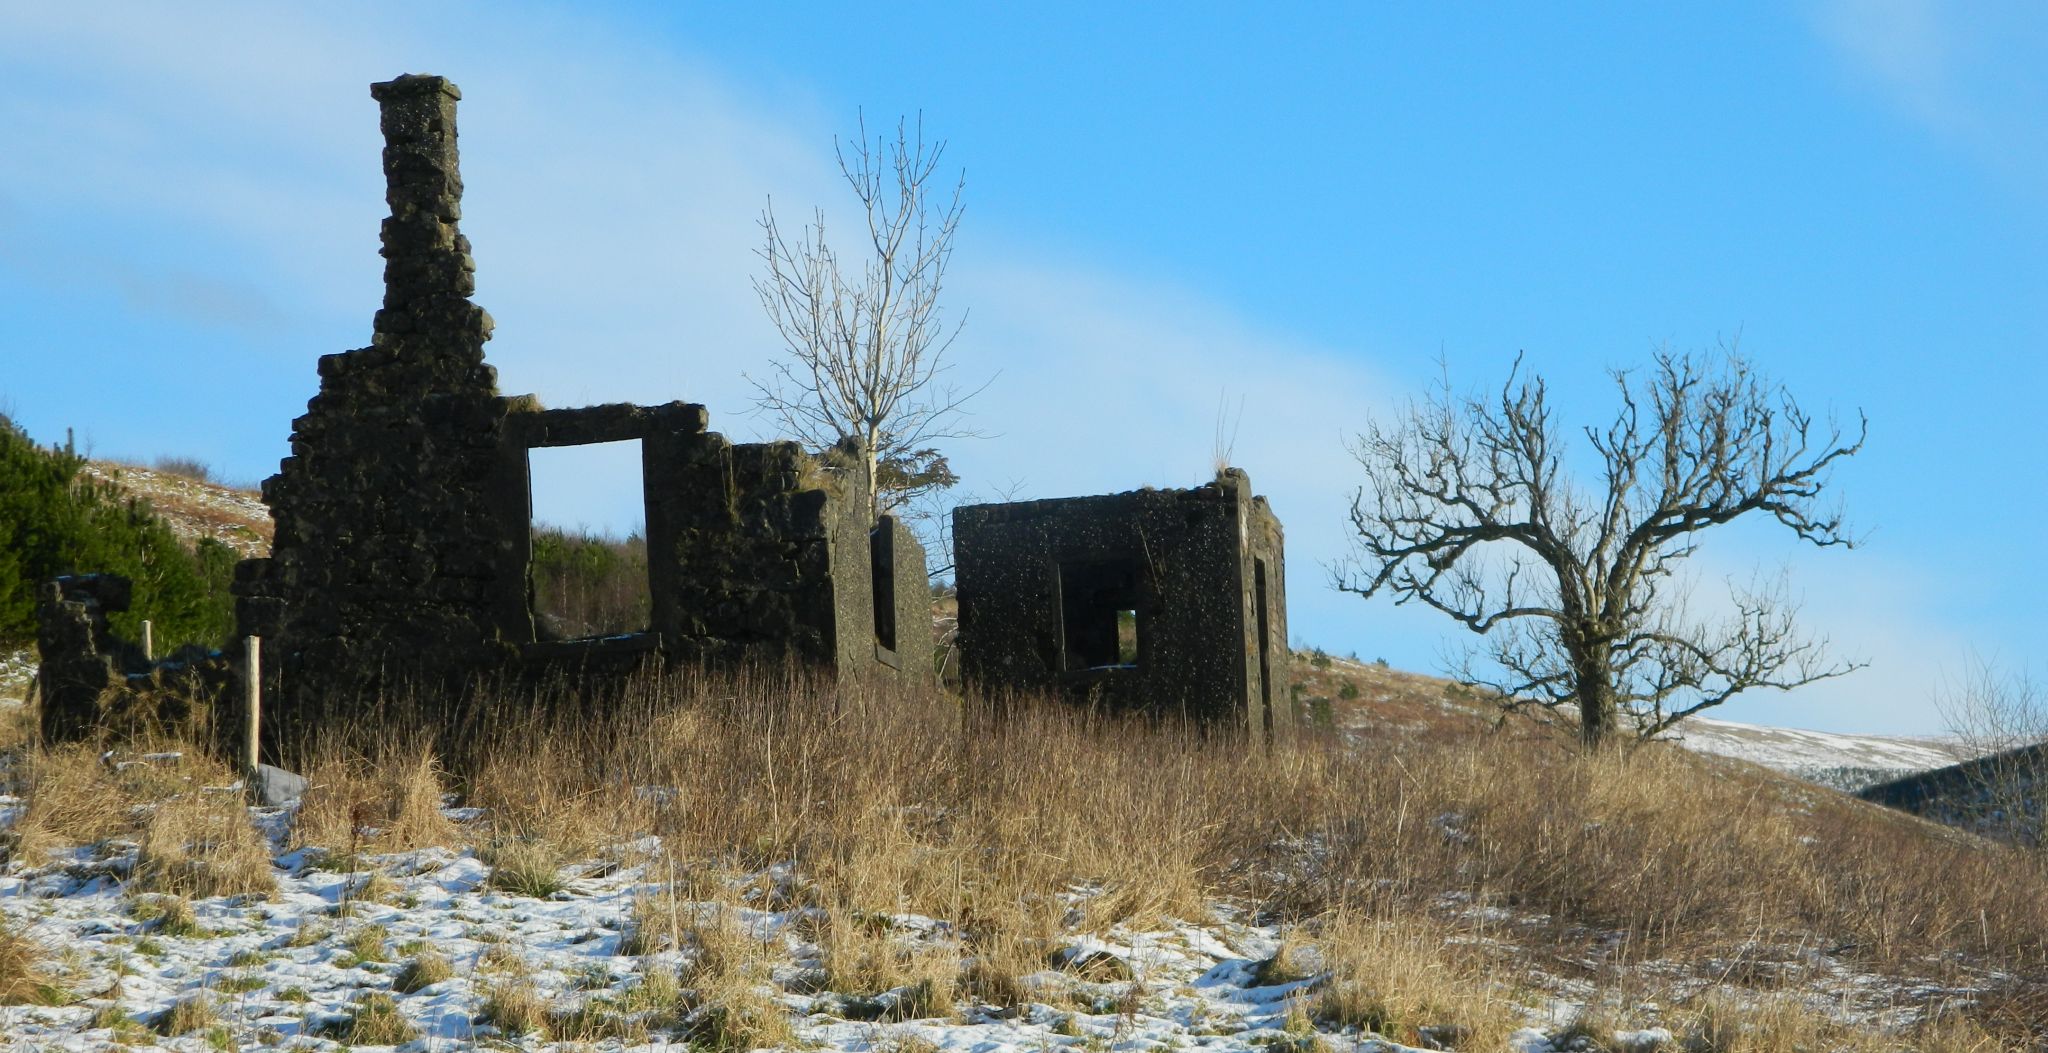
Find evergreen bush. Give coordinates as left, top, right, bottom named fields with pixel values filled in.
left=0, top=416, right=235, bottom=653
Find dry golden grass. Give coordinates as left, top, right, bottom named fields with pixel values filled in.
left=5, top=744, right=276, bottom=904
left=813, top=903, right=961, bottom=1016
left=0, top=695, right=36, bottom=746
left=291, top=736, right=456, bottom=859
left=391, top=950, right=453, bottom=994
left=151, top=991, right=215, bottom=1036
left=439, top=666, right=2048, bottom=1043
left=130, top=893, right=201, bottom=937
left=478, top=973, right=549, bottom=1037
left=1666, top=990, right=2015, bottom=1053
left=1309, top=909, right=1518, bottom=1049
left=7, top=658, right=2047, bottom=1046
left=666, top=894, right=800, bottom=1050
left=329, top=991, right=418, bottom=1045
left=482, top=837, right=568, bottom=897
left=0, top=913, right=61, bottom=1006
left=5, top=744, right=141, bottom=862
left=132, top=786, right=275, bottom=899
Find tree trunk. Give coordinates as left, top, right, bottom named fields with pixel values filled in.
left=861, top=426, right=882, bottom=523
left=1571, top=639, right=1616, bottom=748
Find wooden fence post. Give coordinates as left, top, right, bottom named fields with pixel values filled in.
left=243, top=635, right=261, bottom=780
left=141, top=619, right=153, bottom=662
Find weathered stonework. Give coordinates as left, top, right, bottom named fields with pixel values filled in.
left=232, top=76, right=523, bottom=748
left=35, top=575, right=134, bottom=742
left=35, top=574, right=231, bottom=744
left=223, top=74, right=930, bottom=754
left=952, top=469, right=1291, bottom=736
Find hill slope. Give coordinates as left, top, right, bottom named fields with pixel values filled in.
left=3, top=464, right=1972, bottom=790
left=77, top=462, right=272, bottom=558
left=1303, top=653, right=1968, bottom=788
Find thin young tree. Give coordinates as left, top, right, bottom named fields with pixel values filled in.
left=1933, top=660, right=2048, bottom=847
left=750, top=114, right=983, bottom=522
left=1336, top=348, right=1866, bottom=747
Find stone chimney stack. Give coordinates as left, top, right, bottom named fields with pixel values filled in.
left=366, top=74, right=492, bottom=373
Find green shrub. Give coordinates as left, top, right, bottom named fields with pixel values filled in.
left=0, top=417, right=234, bottom=651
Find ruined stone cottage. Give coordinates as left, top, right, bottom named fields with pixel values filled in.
left=34, top=73, right=1293, bottom=750
left=215, top=74, right=931, bottom=750
left=951, top=470, right=1292, bottom=738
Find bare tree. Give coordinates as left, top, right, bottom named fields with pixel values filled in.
left=1934, top=660, right=2048, bottom=847
left=750, top=113, right=985, bottom=522
left=1336, top=348, right=1867, bottom=748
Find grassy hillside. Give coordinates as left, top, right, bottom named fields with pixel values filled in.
left=0, top=670, right=2042, bottom=1049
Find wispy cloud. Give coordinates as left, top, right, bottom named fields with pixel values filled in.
left=0, top=1, right=1393, bottom=643
left=1805, top=0, right=2048, bottom=190
left=1806, top=0, right=1961, bottom=128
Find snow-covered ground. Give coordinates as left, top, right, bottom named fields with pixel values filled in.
left=0, top=650, right=31, bottom=704
left=1, top=790, right=1566, bottom=1052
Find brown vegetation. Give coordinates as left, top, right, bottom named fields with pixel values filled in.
left=422, top=666, right=2048, bottom=1043
left=0, top=914, right=60, bottom=1006
left=290, top=735, right=458, bottom=860
left=4, top=661, right=2046, bottom=1047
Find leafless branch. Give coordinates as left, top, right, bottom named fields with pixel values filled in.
left=1334, top=346, right=1865, bottom=747
left=747, top=112, right=992, bottom=521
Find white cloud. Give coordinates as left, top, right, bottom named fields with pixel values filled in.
left=1699, top=544, right=1972, bottom=736
left=1806, top=0, right=1961, bottom=128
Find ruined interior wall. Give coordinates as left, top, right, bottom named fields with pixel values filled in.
left=1235, top=474, right=1292, bottom=739
left=886, top=514, right=935, bottom=689
left=644, top=435, right=841, bottom=667
left=954, top=483, right=1254, bottom=719
left=38, top=574, right=231, bottom=744
left=235, top=75, right=523, bottom=751
left=36, top=576, right=130, bottom=743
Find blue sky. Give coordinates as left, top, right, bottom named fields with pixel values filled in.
left=2, top=2, right=2045, bottom=734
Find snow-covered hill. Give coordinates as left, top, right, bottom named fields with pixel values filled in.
left=1667, top=715, right=1969, bottom=792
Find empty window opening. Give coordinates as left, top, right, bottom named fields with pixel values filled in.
left=1060, top=557, right=1145, bottom=671
left=871, top=525, right=898, bottom=654
left=527, top=441, right=651, bottom=640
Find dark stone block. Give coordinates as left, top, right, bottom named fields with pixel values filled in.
left=953, top=470, right=1291, bottom=738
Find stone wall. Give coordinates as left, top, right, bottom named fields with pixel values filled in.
left=233, top=75, right=524, bottom=751
left=35, top=575, right=134, bottom=743
left=36, top=574, right=233, bottom=745
left=952, top=469, right=1290, bottom=735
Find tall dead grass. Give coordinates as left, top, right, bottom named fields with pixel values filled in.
left=442, top=666, right=2048, bottom=1041
left=1309, top=909, right=1518, bottom=1049
left=5, top=742, right=273, bottom=902
left=133, top=786, right=275, bottom=898
left=0, top=914, right=60, bottom=1005
left=290, top=735, right=457, bottom=859
left=448, top=670, right=2046, bottom=970
left=9, top=661, right=2047, bottom=1045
